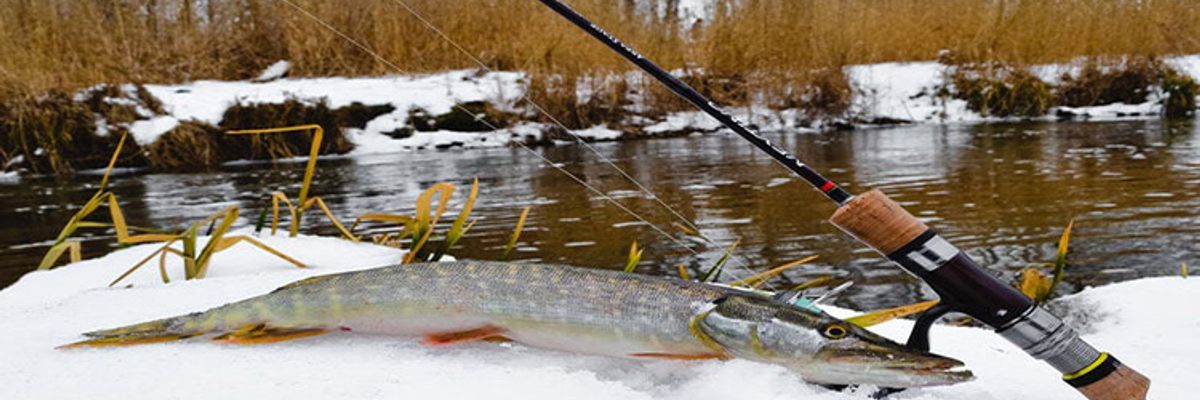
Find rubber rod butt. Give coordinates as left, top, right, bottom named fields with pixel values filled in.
left=1072, top=357, right=1150, bottom=400
left=829, top=189, right=928, bottom=254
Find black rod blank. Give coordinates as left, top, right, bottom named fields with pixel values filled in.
left=537, top=0, right=852, bottom=205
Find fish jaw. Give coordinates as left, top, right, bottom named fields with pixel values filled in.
left=695, top=295, right=974, bottom=388
left=800, top=345, right=974, bottom=387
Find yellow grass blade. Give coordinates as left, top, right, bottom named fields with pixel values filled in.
left=98, top=132, right=128, bottom=191
left=847, top=300, right=940, bottom=328
left=403, top=226, right=438, bottom=265
left=44, top=133, right=132, bottom=270
left=676, top=263, right=690, bottom=280
left=1183, top=262, right=1189, bottom=279
left=1018, top=267, right=1053, bottom=302
left=67, top=241, right=81, bottom=263
left=413, top=183, right=455, bottom=241
left=192, top=206, right=239, bottom=279
left=40, top=191, right=108, bottom=268
left=728, top=255, right=819, bottom=288
left=302, top=197, right=359, bottom=241
left=38, top=242, right=77, bottom=270
left=110, top=238, right=180, bottom=287
left=435, top=177, right=479, bottom=260
left=182, top=229, right=198, bottom=278
left=106, top=193, right=175, bottom=244
left=227, top=125, right=323, bottom=236
left=352, top=213, right=415, bottom=230
left=672, top=222, right=706, bottom=240
left=214, top=235, right=307, bottom=269
left=788, top=276, right=836, bottom=291
left=624, top=241, right=643, bottom=273
left=160, top=246, right=187, bottom=284
left=1049, top=219, right=1074, bottom=292
left=270, top=191, right=297, bottom=236
left=502, top=207, right=531, bottom=260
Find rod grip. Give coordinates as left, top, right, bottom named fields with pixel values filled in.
left=1074, top=360, right=1151, bottom=400
left=829, top=189, right=929, bottom=253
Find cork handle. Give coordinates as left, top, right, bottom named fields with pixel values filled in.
left=829, top=189, right=928, bottom=254
left=1077, top=364, right=1150, bottom=400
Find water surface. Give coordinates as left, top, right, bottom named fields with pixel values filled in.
left=2, top=120, right=1196, bottom=310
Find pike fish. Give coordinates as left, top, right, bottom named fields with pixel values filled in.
left=66, top=261, right=972, bottom=388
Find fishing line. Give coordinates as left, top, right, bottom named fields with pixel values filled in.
left=387, top=0, right=705, bottom=236
left=273, top=0, right=768, bottom=286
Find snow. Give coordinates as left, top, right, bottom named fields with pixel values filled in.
left=847, top=62, right=975, bottom=123
left=0, top=170, right=19, bottom=184
left=127, top=115, right=181, bottom=145
left=572, top=125, right=625, bottom=141
left=71, top=55, right=1200, bottom=152
left=1, top=231, right=1192, bottom=400
left=142, top=70, right=524, bottom=126
left=253, top=60, right=291, bottom=82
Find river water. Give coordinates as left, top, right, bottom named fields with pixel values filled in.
left=2, top=119, right=1196, bottom=310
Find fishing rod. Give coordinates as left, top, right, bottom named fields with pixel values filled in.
left=537, top=1, right=1150, bottom=399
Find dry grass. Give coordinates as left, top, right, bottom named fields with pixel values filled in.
left=3, top=0, right=1198, bottom=109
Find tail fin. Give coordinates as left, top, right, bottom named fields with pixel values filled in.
left=60, top=314, right=203, bottom=349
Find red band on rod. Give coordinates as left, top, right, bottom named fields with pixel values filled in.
left=820, top=181, right=836, bottom=192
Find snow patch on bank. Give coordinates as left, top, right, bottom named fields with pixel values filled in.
left=143, top=69, right=524, bottom=125
left=0, top=233, right=1192, bottom=400
left=88, top=55, right=1200, bottom=152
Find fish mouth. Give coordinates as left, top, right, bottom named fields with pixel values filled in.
left=815, top=348, right=975, bottom=386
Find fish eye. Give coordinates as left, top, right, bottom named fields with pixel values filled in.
left=821, top=323, right=849, bottom=339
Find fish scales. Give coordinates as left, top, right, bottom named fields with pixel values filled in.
left=177, top=261, right=725, bottom=356
left=71, top=261, right=975, bottom=388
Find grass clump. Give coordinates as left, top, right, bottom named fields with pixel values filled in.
left=1057, top=57, right=1198, bottom=118
left=766, top=68, right=855, bottom=123
left=1017, top=219, right=1074, bottom=304
left=217, top=99, right=356, bottom=160
left=146, top=121, right=224, bottom=171
left=1162, top=70, right=1198, bottom=118
left=951, top=65, right=1053, bottom=118
left=1058, top=58, right=1162, bottom=107
left=525, top=72, right=633, bottom=129
left=0, top=91, right=142, bottom=176
left=434, top=101, right=517, bottom=132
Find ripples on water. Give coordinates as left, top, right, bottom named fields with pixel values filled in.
left=1, top=120, right=1196, bottom=310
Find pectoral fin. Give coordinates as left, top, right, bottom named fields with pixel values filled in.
left=422, top=326, right=507, bottom=346
left=212, top=324, right=328, bottom=344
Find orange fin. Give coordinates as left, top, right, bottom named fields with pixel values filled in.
left=212, top=324, right=328, bottom=345
left=630, top=352, right=727, bottom=361
left=59, top=334, right=197, bottom=349
left=422, top=326, right=506, bottom=346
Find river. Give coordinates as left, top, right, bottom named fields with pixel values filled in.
left=2, top=119, right=1196, bottom=310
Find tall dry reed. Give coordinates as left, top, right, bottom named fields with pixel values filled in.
left=3, top=0, right=1198, bottom=99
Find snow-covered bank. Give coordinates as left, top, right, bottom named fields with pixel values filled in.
left=0, top=233, right=1192, bottom=399
left=73, top=54, right=1198, bottom=158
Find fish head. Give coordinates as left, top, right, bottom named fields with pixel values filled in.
left=695, top=295, right=973, bottom=388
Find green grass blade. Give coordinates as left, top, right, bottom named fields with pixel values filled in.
left=701, top=239, right=740, bottom=283
left=193, top=207, right=239, bottom=279
left=434, top=177, right=479, bottom=261
left=254, top=207, right=269, bottom=234
left=623, top=241, right=643, bottom=273
left=1046, top=219, right=1074, bottom=298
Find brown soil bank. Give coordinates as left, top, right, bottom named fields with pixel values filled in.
left=0, top=87, right=393, bottom=175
